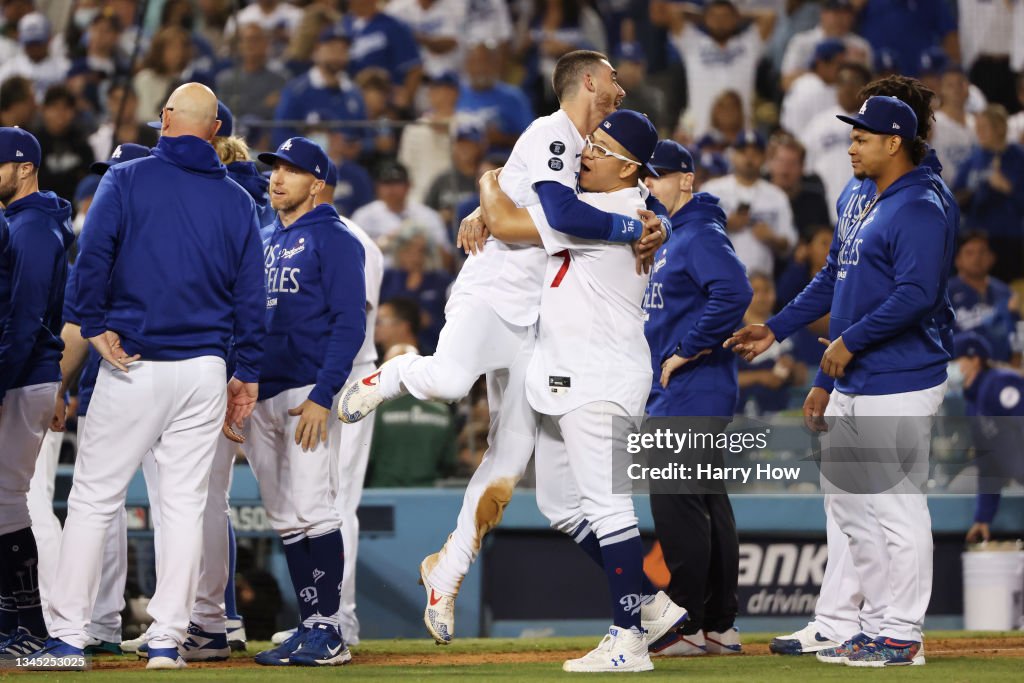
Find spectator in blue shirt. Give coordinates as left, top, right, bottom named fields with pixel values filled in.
left=331, top=144, right=375, bottom=218
left=953, top=105, right=1024, bottom=282
left=272, top=27, right=367, bottom=148
left=854, top=0, right=959, bottom=78
left=380, top=233, right=452, bottom=354
left=343, top=0, right=423, bottom=114
left=456, top=41, right=534, bottom=153
left=949, top=231, right=1019, bottom=364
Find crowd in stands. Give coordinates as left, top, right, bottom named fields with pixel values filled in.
left=3, top=0, right=1024, bottom=483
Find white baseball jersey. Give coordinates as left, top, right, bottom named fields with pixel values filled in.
left=780, top=72, right=837, bottom=137
left=342, top=218, right=384, bottom=367
left=931, top=111, right=977, bottom=187
left=802, top=107, right=857, bottom=224
left=525, top=187, right=652, bottom=417
left=451, top=109, right=584, bottom=327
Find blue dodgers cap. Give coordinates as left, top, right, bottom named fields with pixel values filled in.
left=90, top=142, right=151, bottom=175
left=0, top=127, right=41, bottom=165
left=615, top=41, right=646, bottom=63
left=699, top=151, right=729, bottom=177
left=258, top=137, right=330, bottom=181
left=325, top=159, right=337, bottom=187
left=649, top=140, right=695, bottom=174
left=18, top=12, right=50, bottom=45
left=597, top=110, right=659, bottom=176
left=454, top=122, right=485, bottom=143
left=732, top=129, right=766, bottom=151
left=837, top=95, right=919, bottom=139
left=811, top=38, right=846, bottom=67
left=953, top=332, right=992, bottom=360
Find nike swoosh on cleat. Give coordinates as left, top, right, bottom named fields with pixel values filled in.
left=362, top=372, right=381, bottom=386
left=429, top=589, right=443, bottom=606
left=815, top=633, right=831, bottom=642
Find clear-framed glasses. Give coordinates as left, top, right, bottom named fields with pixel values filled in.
left=584, top=135, right=639, bottom=166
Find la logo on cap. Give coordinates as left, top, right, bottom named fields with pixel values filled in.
left=281, top=139, right=294, bottom=151
left=858, top=100, right=868, bottom=115
left=112, top=145, right=123, bottom=158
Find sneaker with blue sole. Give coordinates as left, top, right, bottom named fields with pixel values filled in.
left=846, top=637, right=925, bottom=667
left=0, top=628, right=48, bottom=661
left=255, top=626, right=308, bottom=666
left=180, top=623, right=230, bottom=661
left=290, top=623, right=351, bottom=667
left=146, top=646, right=187, bottom=669
left=21, top=638, right=86, bottom=670
left=816, top=632, right=874, bottom=664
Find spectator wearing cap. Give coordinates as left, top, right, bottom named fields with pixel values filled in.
left=641, top=140, right=750, bottom=647
left=0, top=12, right=69, bottom=101
left=398, top=71, right=458, bottom=203
left=380, top=231, right=453, bottom=354
left=957, top=0, right=1017, bottom=112
left=765, top=133, right=830, bottom=243
left=702, top=131, right=797, bottom=277
left=272, top=27, right=367, bottom=149
left=780, top=38, right=844, bottom=137
left=384, top=0, right=465, bottom=78
left=615, top=41, right=667, bottom=134
left=0, top=75, right=36, bottom=128
left=694, top=150, right=729, bottom=191
left=779, top=0, right=872, bottom=91
left=659, top=0, right=775, bottom=138
left=855, top=0, right=959, bottom=79
left=456, top=41, right=534, bottom=154
left=66, top=12, right=128, bottom=115
left=949, top=231, right=1019, bottom=365
left=953, top=104, right=1024, bottom=282
left=917, top=47, right=987, bottom=116
left=952, top=331, right=1024, bottom=545
left=87, top=82, right=159, bottom=163
left=31, top=84, right=95, bottom=204
left=215, top=22, right=289, bottom=147
left=932, top=66, right=978, bottom=188
left=800, top=61, right=870, bottom=223
left=343, top=0, right=423, bottom=115
left=424, top=123, right=486, bottom=233
left=351, top=161, right=452, bottom=270
left=464, top=0, right=513, bottom=54
left=0, top=0, right=34, bottom=64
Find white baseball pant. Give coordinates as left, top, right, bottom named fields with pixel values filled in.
left=29, top=421, right=127, bottom=642
left=822, top=383, right=945, bottom=642
left=534, top=401, right=639, bottom=540
left=48, top=357, right=227, bottom=650
left=245, top=385, right=341, bottom=538
left=334, top=360, right=376, bottom=644
left=0, top=382, right=59, bottom=537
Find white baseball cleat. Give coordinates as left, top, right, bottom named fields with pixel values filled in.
left=418, top=553, right=456, bottom=645
left=649, top=629, right=706, bottom=656
left=145, top=646, right=187, bottom=669
left=338, top=370, right=384, bottom=423
left=639, top=591, right=688, bottom=643
left=120, top=634, right=149, bottom=653
left=563, top=625, right=654, bottom=672
left=705, top=627, right=742, bottom=654
left=271, top=627, right=297, bottom=646
left=769, top=623, right=840, bottom=654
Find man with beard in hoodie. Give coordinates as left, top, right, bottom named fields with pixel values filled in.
left=727, top=93, right=957, bottom=667
left=641, top=141, right=751, bottom=658
left=29, top=83, right=265, bottom=671
left=0, top=127, right=75, bottom=660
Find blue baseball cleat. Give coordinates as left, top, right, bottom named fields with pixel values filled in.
left=289, top=623, right=351, bottom=666
left=255, top=626, right=308, bottom=666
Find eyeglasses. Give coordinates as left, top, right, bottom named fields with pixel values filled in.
left=158, top=106, right=175, bottom=123
left=584, top=135, right=639, bottom=166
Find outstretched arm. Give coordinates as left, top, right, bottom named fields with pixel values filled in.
left=479, top=170, right=541, bottom=245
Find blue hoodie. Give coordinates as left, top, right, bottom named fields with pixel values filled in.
left=261, top=203, right=366, bottom=409
left=0, top=192, right=75, bottom=403
left=61, top=263, right=100, bottom=415
left=75, top=135, right=266, bottom=382
left=769, top=154, right=958, bottom=395
left=644, top=193, right=752, bottom=417
left=227, top=160, right=275, bottom=227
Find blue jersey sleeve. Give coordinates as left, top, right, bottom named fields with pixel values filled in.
left=230, top=205, right=267, bottom=384
left=75, top=173, right=123, bottom=340
left=535, top=182, right=644, bottom=243
left=767, top=227, right=840, bottom=340
left=308, top=231, right=366, bottom=408
left=678, top=231, right=752, bottom=358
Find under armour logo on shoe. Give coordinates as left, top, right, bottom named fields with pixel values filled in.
left=611, top=654, right=626, bottom=666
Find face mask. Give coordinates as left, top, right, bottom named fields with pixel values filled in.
left=74, top=8, right=100, bottom=30
left=946, top=361, right=963, bottom=396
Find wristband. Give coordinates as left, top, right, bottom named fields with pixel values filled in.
left=607, top=214, right=644, bottom=243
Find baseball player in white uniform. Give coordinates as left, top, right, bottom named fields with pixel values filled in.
left=339, top=51, right=675, bottom=645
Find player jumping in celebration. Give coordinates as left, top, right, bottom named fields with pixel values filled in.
left=727, top=94, right=957, bottom=667
left=246, top=138, right=366, bottom=667
left=476, top=109, right=663, bottom=672
left=0, top=127, right=75, bottom=660
left=29, top=83, right=266, bottom=670
left=339, top=50, right=679, bottom=646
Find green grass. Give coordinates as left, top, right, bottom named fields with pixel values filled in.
left=2, top=632, right=1019, bottom=681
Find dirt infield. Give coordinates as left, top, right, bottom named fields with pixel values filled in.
left=74, top=635, right=1024, bottom=670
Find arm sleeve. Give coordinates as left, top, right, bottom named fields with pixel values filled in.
left=535, top=181, right=642, bottom=242
left=229, top=205, right=267, bottom=383
left=766, top=226, right=841, bottom=340
left=0, top=221, right=65, bottom=402
left=309, top=234, right=367, bottom=408
left=841, top=201, right=947, bottom=353
left=677, top=233, right=753, bottom=358
left=973, top=492, right=1000, bottom=524
left=75, top=173, right=123, bottom=339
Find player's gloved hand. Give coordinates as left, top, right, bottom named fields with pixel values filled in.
left=289, top=399, right=330, bottom=452
left=226, top=377, right=258, bottom=434
left=51, top=392, right=67, bottom=432
left=802, top=386, right=830, bottom=433
left=966, top=522, right=991, bottom=544
left=457, top=206, right=490, bottom=256
left=88, top=330, right=141, bottom=372
left=723, top=323, right=776, bottom=362
left=819, top=335, right=853, bottom=378
left=660, top=349, right=712, bottom=388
